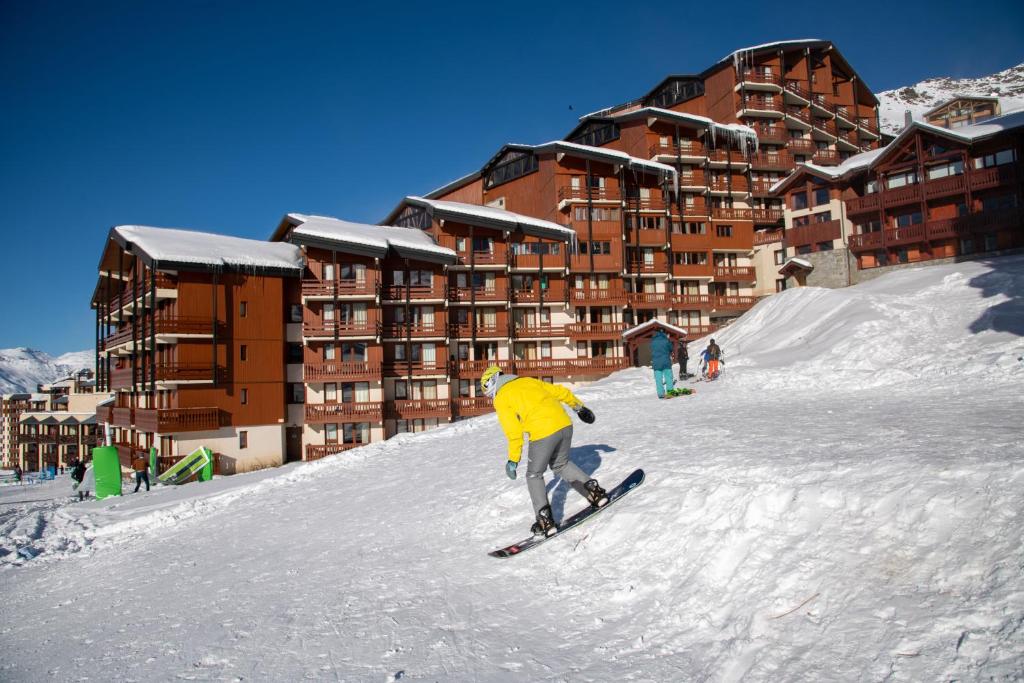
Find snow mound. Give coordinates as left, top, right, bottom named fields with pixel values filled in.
left=1, top=258, right=1022, bottom=680
left=710, top=257, right=1024, bottom=391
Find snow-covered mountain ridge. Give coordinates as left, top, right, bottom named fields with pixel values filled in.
left=877, top=62, right=1024, bottom=134
left=0, top=348, right=93, bottom=394
left=1, top=257, right=1022, bottom=680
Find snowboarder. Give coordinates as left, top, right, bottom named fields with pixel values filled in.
left=70, top=460, right=87, bottom=500
left=677, top=339, right=690, bottom=380
left=649, top=330, right=675, bottom=398
left=132, top=454, right=150, bottom=492
left=707, top=338, right=722, bottom=379
left=480, top=365, right=607, bottom=538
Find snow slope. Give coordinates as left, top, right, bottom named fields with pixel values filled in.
left=877, top=62, right=1024, bottom=134
left=0, top=348, right=93, bottom=394
left=1, top=258, right=1023, bottom=681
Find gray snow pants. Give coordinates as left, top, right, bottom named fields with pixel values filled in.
left=526, top=425, right=591, bottom=516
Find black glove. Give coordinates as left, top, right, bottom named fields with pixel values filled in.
left=575, top=406, right=595, bottom=424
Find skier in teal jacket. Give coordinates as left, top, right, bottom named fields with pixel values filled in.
left=650, top=331, right=675, bottom=398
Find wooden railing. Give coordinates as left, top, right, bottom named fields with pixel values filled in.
left=884, top=223, right=927, bottom=247
left=672, top=294, right=713, bottom=309
left=707, top=149, right=749, bottom=165
left=454, top=360, right=515, bottom=377
left=627, top=292, right=674, bottom=307
left=710, top=207, right=753, bottom=220
left=103, top=316, right=217, bottom=349
left=672, top=263, right=715, bottom=278
left=785, top=107, right=812, bottom=125
left=649, top=140, right=706, bottom=158
left=448, top=286, right=507, bottom=303
left=713, top=295, right=758, bottom=310
left=970, top=165, right=1016, bottom=191
left=304, top=362, right=382, bottom=382
left=739, top=67, right=782, bottom=86
left=678, top=171, right=706, bottom=186
left=923, top=174, right=967, bottom=198
left=785, top=219, right=843, bottom=249
left=739, top=96, right=783, bottom=113
left=749, top=152, right=794, bottom=170
left=306, top=443, right=364, bottom=460
left=454, top=397, right=492, bottom=417
left=381, top=283, right=447, bottom=300
left=751, top=124, right=788, bottom=143
left=513, top=325, right=567, bottom=338
left=381, top=322, right=447, bottom=338
left=846, top=193, right=881, bottom=214
left=709, top=177, right=749, bottom=193
left=301, top=279, right=377, bottom=298
left=305, top=402, right=383, bottom=424
left=811, top=94, right=838, bottom=115
left=812, top=149, right=841, bottom=165
left=682, top=324, right=721, bottom=339
left=751, top=208, right=785, bottom=223
left=569, top=288, right=627, bottom=304
left=102, top=273, right=177, bottom=311
left=509, top=283, right=567, bottom=303
left=625, top=254, right=670, bottom=273
left=882, top=184, right=921, bottom=208
left=387, top=399, right=451, bottom=419
left=133, top=407, right=221, bottom=433
left=558, top=186, right=618, bottom=202
left=714, top=266, right=757, bottom=280
left=448, top=323, right=504, bottom=338
left=753, top=228, right=784, bottom=245
left=569, top=254, right=623, bottom=271
left=508, top=252, right=567, bottom=269
left=511, top=357, right=630, bottom=376
left=382, top=361, right=448, bottom=376
left=565, top=322, right=627, bottom=339
left=784, top=81, right=811, bottom=101
left=302, top=320, right=380, bottom=337
left=847, top=230, right=885, bottom=250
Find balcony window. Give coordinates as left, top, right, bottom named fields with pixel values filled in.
left=325, top=424, right=338, bottom=443
left=325, top=383, right=337, bottom=402
left=864, top=179, right=879, bottom=195
left=341, top=382, right=370, bottom=403
left=858, top=219, right=882, bottom=234
left=340, top=263, right=367, bottom=282
left=323, top=263, right=335, bottom=280
left=324, top=344, right=336, bottom=361
left=287, top=343, right=303, bottom=363
left=459, top=380, right=472, bottom=398
left=578, top=241, right=612, bottom=255
left=814, top=211, right=833, bottom=223
left=392, top=269, right=433, bottom=286
left=813, top=188, right=830, bottom=206
left=926, top=160, right=964, bottom=180
left=886, top=170, right=918, bottom=189
left=792, top=192, right=808, bottom=210
left=675, top=252, right=708, bottom=265
left=894, top=211, right=923, bottom=228
left=793, top=215, right=810, bottom=227
left=341, top=343, right=366, bottom=362
left=974, top=149, right=1016, bottom=168
left=716, top=225, right=733, bottom=238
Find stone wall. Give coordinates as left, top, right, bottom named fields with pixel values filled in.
left=850, top=247, right=1024, bottom=285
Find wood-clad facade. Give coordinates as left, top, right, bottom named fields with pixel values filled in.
left=92, top=227, right=302, bottom=472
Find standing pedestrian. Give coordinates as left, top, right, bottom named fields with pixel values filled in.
left=649, top=330, right=675, bottom=398
left=707, top=338, right=722, bottom=380
left=677, top=339, right=690, bottom=380
left=131, top=453, right=150, bottom=492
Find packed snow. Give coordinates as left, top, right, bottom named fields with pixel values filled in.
left=1, top=257, right=1023, bottom=681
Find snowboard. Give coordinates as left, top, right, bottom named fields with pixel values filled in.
left=665, top=387, right=695, bottom=398
left=489, top=469, right=645, bottom=558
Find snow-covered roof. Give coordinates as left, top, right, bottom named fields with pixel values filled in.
left=285, top=214, right=457, bottom=264
left=779, top=257, right=814, bottom=275
left=400, top=197, right=577, bottom=242
left=770, top=146, right=888, bottom=194
left=719, top=39, right=826, bottom=65
left=922, top=95, right=1000, bottom=118
left=622, top=318, right=688, bottom=339
left=608, top=107, right=758, bottom=153
left=113, top=225, right=304, bottom=275
left=96, top=395, right=115, bottom=407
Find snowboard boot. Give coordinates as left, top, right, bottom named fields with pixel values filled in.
left=530, top=505, right=557, bottom=538
left=584, top=479, right=609, bottom=508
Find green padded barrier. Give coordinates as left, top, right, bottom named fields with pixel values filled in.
left=90, top=446, right=122, bottom=500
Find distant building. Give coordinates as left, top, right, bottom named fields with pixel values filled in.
left=771, top=110, right=1023, bottom=286
left=923, top=96, right=1001, bottom=129
left=2, top=370, right=109, bottom=471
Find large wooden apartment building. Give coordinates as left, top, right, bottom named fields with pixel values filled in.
left=772, top=110, right=1023, bottom=282
left=92, top=226, right=304, bottom=472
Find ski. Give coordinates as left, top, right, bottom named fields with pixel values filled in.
left=489, top=469, right=645, bottom=558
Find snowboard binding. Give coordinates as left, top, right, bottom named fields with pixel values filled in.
left=531, top=505, right=557, bottom=538
left=584, top=479, right=609, bottom=508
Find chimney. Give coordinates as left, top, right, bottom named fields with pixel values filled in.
left=904, top=110, right=914, bottom=127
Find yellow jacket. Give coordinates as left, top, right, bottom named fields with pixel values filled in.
left=493, top=377, right=582, bottom=462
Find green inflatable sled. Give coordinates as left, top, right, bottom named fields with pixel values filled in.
left=158, top=446, right=214, bottom=485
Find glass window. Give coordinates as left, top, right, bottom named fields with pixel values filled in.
left=241, top=388, right=248, bottom=405
left=813, top=188, right=830, bottom=206
left=716, top=225, right=733, bottom=238
left=289, top=383, right=304, bottom=404
left=239, top=301, right=247, bottom=318
left=239, top=431, right=248, bottom=449
left=791, top=192, right=808, bottom=210
left=287, top=343, right=303, bottom=363
left=774, top=250, right=784, bottom=265
left=240, top=345, right=247, bottom=361
left=290, top=304, right=303, bottom=323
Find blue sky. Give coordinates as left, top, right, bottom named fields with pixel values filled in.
left=2, top=0, right=1022, bottom=355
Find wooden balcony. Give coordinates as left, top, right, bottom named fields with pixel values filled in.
left=133, top=407, right=222, bottom=433
left=382, top=361, right=449, bottom=377
left=670, top=232, right=712, bottom=251
left=713, top=266, right=757, bottom=281
left=738, top=96, right=783, bottom=116
left=306, top=443, right=364, bottom=461
left=625, top=254, right=670, bottom=274
left=509, top=282, right=567, bottom=303
left=738, top=67, right=783, bottom=88
left=750, top=179, right=777, bottom=195
left=558, top=186, right=619, bottom=203
left=624, top=194, right=670, bottom=211
left=812, top=149, right=841, bottom=165
left=569, top=287, right=627, bottom=305
left=707, top=149, right=749, bottom=166
left=785, top=220, right=843, bottom=249
left=677, top=171, right=707, bottom=188
left=847, top=230, right=885, bottom=251
left=454, top=359, right=515, bottom=378
left=454, top=249, right=506, bottom=266
left=811, top=94, right=838, bottom=116
left=671, top=294, right=713, bottom=310
left=508, top=252, right=567, bottom=269
left=671, top=263, right=714, bottom=278
left=566, top=322, right=627, bottom=340
left=103, top=273, right=178, bottom=313
left=303, top=320, right=380, bottom=338
left=751, top=124, right=788, bottom=145
left=301, top=279, right=377, bottom=298
left=884, top=223, right=927, bottom=247
left=751, top=208, right=785, bottom=224
left=97, top=405, right=113, bottom=423
left=449, top=286, right=507, bottom=303
left=882, top=184, right=921, bottom=208
left=628, top=229, right=670, bottom=247
left=787, top=139, right=817, bottom=155
left=511, top=357, right=629, bottom=377
left=305, top=402, right=383, bottom=424
left=923, top=174, right=967, bottom=199
left=112, top=407, right=133, bottom=427
left=454, top=396, right=493, bottom=417
left=846, top=193, right=881, bottom=214
left=970, top=165, right=1016, bottom=191
left=382, top=322, right=447, bottom=338
left=785, top=107, right=812, bottom=126
left=102, top=316, right=218, bottom=350
left=304, top=361, right=382, bottom=382
left=448, top=323, right=505, bottom=338
left=569, top=254, right=623, bottom=272
left=627, top=292, right=673, bottom=308
left=784, top=81, right=811, bottom=102
left=649, top=140, right=706, bottom=158
left=713, top=295, right=758, bottom=311
left=513, top=325, right=568, bottom=338
left=749, top=152, right=794, bottom=171
left=858, top=118, right=880, bottom=137
left=710, top=207, right=753, bottom=221
left=753, top=228, right=784, bottom=246
left=387, top=399, right=451, bottom=420
left=381, top=283, right=447, bottom=301
left=709, top=178, right=749, bottom=194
